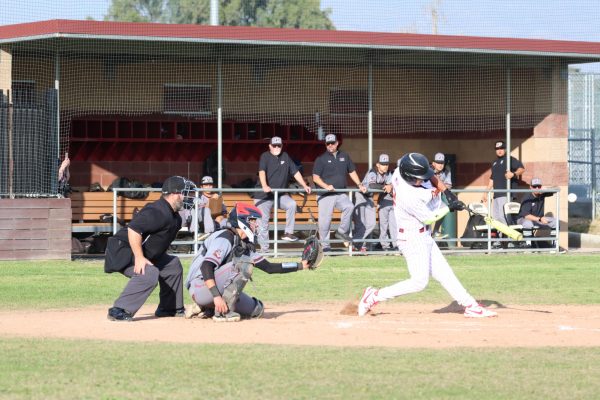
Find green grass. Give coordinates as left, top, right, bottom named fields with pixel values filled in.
left=1, top=254, right=599, bottom=309
left=1, top=255, right=600, bottom=399
left=1, top=338, right=600, bottom=400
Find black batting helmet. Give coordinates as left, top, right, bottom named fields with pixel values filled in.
left=398, top=153, right=434, bottom=184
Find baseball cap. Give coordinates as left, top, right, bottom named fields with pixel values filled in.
left=378, top=154, right=390, bottom=164
left=325, top=134, right=337, bottom=144
left=162, top=176, right=187, bottom=194
left=495, top=140, right=506, bottom=149
left=531, top=178, right=542, bottom=187
left=201, top=176, right=214, bottom=185
left=270, top=136, right=282, bottom=146
left=433, top=152, right=445, bottom=163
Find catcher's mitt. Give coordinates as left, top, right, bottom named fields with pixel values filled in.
left=302, top=235, right=324, bottom=270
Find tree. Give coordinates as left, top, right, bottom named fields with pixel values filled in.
left=105, top=0, right=335, bottom=30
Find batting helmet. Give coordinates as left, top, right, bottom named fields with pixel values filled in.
left=228, top=203, right=262, bottom=243
left=399, top=153, right=434, bottom=184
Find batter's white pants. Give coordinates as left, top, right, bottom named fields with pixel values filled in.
left=376, top=233, right=476, bottom=307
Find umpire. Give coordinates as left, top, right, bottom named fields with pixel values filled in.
left=312, top=133, right=366, bottom=250
left=104, top=175, right=195, bottom=321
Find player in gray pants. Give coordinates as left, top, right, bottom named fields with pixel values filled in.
left=312, top=134, right=366, bottom=250
left=353, top=154, right=393, bottom=252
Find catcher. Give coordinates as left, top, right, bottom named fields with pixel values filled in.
left=185, top=202, right=323, bottom=322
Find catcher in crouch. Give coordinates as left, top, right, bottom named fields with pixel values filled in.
left=185, top=202, right=323, bottom=322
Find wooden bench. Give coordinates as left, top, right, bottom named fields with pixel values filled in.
left=71, top=191, right=347, bottom=234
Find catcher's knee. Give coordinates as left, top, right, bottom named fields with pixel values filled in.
left=222, top=262, right=254, bottom=308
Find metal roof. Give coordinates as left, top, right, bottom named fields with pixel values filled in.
left=1, top=19, right=600, bottom=60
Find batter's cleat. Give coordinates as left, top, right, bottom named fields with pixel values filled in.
left=335, top=230, right=352, bottom=247
left=107, top=307, right=133, bottom=322
left=464, top=303, right=498, bottom=318
left=212, top=310, right=241, bottom=322
left=358, top=286, right=379, bottom=317
left=281, top=233, right=299, bottom=242
left=155, top=307, right=185, bottom=318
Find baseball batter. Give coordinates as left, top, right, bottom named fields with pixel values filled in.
left=185, top=202, right=318, bottom=322
left=358, top=153, right=497, bottom=318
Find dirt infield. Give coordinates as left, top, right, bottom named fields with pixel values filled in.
left=2, top=302, right=600, bottom=348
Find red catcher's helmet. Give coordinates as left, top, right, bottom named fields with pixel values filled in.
left=228, top=202, right=262, bottom=243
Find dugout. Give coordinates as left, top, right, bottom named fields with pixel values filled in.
left=2, top=19, right=600, bottom=256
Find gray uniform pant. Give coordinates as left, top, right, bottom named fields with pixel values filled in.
left=518, top=217, right=556, bottom=230
left=255, top=195, right=297, bottom=252
left=352, top=193, right=376, bottom=247
left=113, top=253, right=184, bottom=316
left=378, top=201, right=397, bottom=249
left=318, top=193, right=354, bottom=249
left=492, top=196, right=509, bottom=226
left=182, top=208, right=219, bottom=234
left=188, top=262, right=257, bottom=316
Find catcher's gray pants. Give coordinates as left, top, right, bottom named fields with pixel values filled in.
left=318, top=193, right=354, bottom=249
left=113, top=253, right=184, bottom=315
left=352, top=193, right=376, bottom=248
left=378, top=201, right=397, bottom=249
left=187, top=262, right=257, bottom=316
left=254, top=195, right=297, bottom=252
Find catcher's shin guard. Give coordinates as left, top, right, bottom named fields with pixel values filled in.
left=250, top=297, right=264, bottom=319
left=222, top=260, right=254, bottom=311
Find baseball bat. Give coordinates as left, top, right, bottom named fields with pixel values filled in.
left=483, top=216, right=523, bottom=241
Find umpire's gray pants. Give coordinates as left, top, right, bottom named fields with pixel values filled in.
left=254, top=195, right=297, bottom=252
left=352, top=193, right=376, bottom=247
left=188, top=262, right=257, bottom=316
left=113, top=253, right=184, bottom=316
left=378, top=201, right=398, bottom=249
left=318, top=193, right=354, bottom=249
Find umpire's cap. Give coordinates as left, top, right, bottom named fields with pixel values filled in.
left=162, top=176, right=187, bottom=194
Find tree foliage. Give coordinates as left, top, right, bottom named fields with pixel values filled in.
left=105, top=0, right=335, bottom=30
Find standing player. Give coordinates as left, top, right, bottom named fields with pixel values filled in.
left=352, top=154, right=395, bottom=252
left=312, top=133, right=366, bottom=250
left=254, top=136, right=312, bottom=253
left=358, top=153, right=497, bottom=318
left=185, top=203, right=319, bottom=322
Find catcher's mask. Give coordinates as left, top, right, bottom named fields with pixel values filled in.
left=398, top=152, right=434, bottom=185
left=228, top=202, right=262, bottom=243
left=161, top=176, right=197, bottom=210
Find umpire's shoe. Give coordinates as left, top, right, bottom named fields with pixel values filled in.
left=212, top=310, right=241, bottom=322
left=107, top=307, right=133, bottom=322
left=155, top=307, right=186, bottom=318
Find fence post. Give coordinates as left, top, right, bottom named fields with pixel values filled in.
left=274, top=190, right=279, bottom=257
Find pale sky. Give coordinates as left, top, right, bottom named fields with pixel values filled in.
left=2, top=0, right=599, bottom=70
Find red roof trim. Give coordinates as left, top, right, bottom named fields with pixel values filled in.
left=1, top=19, right=600, bottom=57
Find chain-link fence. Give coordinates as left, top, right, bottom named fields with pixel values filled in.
left=568, top=72, right=600, bottom=219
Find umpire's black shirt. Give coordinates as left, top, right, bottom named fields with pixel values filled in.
left=313, top=150, right=356, bottom=194
left=254, top=151, right=298, bottom=200
left=491, top=156, right=524, bottom=198
left=113, top=197, right=182, bottom=263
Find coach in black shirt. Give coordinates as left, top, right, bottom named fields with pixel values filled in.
left=254, top=136, right=311, bottom=252
left=104, top=175, right=195, bottom=321
left=312, top=133, right=365, bottom=250
left=481, top=140, right=525, bottom=225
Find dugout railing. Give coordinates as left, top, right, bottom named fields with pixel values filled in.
left=91, top=186, right=563, bottom=257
